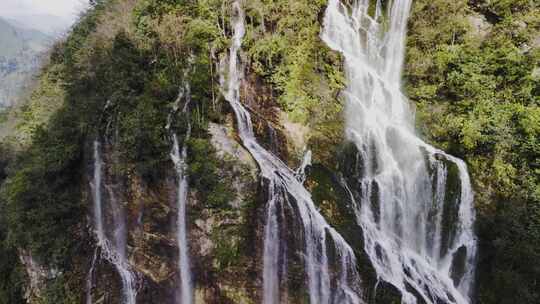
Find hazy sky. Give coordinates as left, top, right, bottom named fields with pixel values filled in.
left=0, top=0, right=89, bottom=20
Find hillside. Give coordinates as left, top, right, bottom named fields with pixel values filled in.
left=0, top=1, right=538, bottom=304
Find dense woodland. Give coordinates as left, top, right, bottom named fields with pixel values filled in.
left=0, top=0, right=538, bottom=303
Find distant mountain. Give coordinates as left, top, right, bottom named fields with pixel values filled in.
left=0, top=17, right=50, bottom=108
left=5, top=14, right=74, bottom=36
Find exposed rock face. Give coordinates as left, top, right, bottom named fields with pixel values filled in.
left=533, top=67, right=540, bottom=79
left=467, top=14, right=491, bottom=39
left=191, top=121, right=262, bottom=303
left=83, top=119, right=265, bottom=303
left=19, top=250, right=52, bottom=303
left=279, top=111, right=311, bottom=157
left=533, top=34, right=540, bottom=48
left=208, top=122, right=258, bottom=174
left=10, top=0, right=536, bottom=302
left=85, top=141, right=178, bottom=304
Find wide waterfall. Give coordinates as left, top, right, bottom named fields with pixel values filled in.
left=170, top=82, right=194, bottom=304
left=222, top=2, right=362, bottom=304
left=321, top=1, right=477, bottom=304
left=91, top=141, right=138, bottom=304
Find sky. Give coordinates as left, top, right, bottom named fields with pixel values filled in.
left=0, top=0, right=89, bottom=33
left=0, top=0, right=88, bottom=19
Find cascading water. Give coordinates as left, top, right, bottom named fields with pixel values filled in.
left=222, top=2, right=363, bottom=303
left=295, top=149, right=312, bottom=184
left=85, top=248, right=98, bottom=304
left=321, top=1, right=477, bottom=303
left=91, top=141, right=138, bottom=304
left=170, top=82, right=194, bottom=304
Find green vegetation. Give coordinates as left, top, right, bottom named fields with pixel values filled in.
left=244, top=0, right=345, bottom=120
left=0, top=0, right=242, bottom=300
left=406, top=0, right=539, bottom=302
left=243, top=0, right=346, bottom=161
left=0, top=239, right=23, bottom=304
left=0, top=0, right=537, bottom=303
left=188, top=138, right=236, bottom=208
left=0, top=0, right=109, bottom=268
left=0, top=145, right=24, bottom=304
left=39, top=275, right=81, bottom=304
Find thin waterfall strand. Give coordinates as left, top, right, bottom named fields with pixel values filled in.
left=170, top=82, right=194, bottom=304
left=92, top=141, right=138, bottom=304
left=222, top=2, right=363, bottom=304
left=85, top=248, right=98, bottom=304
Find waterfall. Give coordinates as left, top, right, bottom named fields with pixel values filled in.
left=295, top=149, right=312, bottom=184
left=222, top=2, right=363, bottom=303
left=91, top=141, right=138, bottom=304
left=170, top=82, right=194, bottom=304
left=321, top=1, right=477, bottom=304
left=85, top=248, right=98, bottom=304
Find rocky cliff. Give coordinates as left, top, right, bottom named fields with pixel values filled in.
left=0, top=0, right=538, bottom=304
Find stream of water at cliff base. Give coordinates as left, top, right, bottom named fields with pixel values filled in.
left=85, top=247, right=98, bottom=304
left=321, top=1, right=477, bottom=303
left=91, top=141, right=138, bottom=304
left=170, top=81, right=194, bottom=304
left=222, top=2, right=363, bottom=304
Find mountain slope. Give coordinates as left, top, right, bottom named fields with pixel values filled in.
left=0, top=1, right=537, bottom=304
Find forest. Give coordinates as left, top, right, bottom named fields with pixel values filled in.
left=0, top=0, right=538, bottom=303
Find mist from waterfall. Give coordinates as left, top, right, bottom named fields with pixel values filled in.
left=321, top=1, right=477, bottom=303
left=221, top=2, right=363, bottom=303
left=91, top=140, right=138, bottom=304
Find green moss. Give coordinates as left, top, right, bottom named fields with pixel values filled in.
left=39, top=274, right=81, bottom=304
left=211, top=222, right=243, bottom=271
left=0, top=144, right=24, bottom=304
left=187, top=138, right=236, bottom=209
left=243, top=0, right=346, bottom=163
left=0, top=0, right=536, bottom=302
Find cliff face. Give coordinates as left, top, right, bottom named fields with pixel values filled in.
left=82, top=125, right=260, bottom=304
left=0, top=0, right=538, bottom=304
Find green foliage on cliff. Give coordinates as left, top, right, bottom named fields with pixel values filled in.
left=0, top=0, right=235, bottom=278
left=0, top=0, right=109, bottom=267
left=0, top=145, right=24, bottom=304
left=242, top=0, right=346, bottom=160
left=188, top=138, right=236, bottom=208
left=244, top=0, right=345, bottom=122
left=406, top=0, right=540, bottom=302
left=0, top=0, right=537, bottom=303
left=0, top=241, right=23, bottom=304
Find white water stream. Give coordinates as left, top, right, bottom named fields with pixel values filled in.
left=321, top=1, right=477, bottom=303
left=91, top=141, right=138, bottom=304
left=85, top=248, right=98, bottom=304
left=170, top=82, right=194, bottom=304
left=222, top=2, right=363, bottom=304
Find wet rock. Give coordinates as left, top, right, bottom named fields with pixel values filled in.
left=468, top=14, right=491, bottom=39
left=208, top=122, right=258, bottom=173
left=19, top=250, right=54, bottom=302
